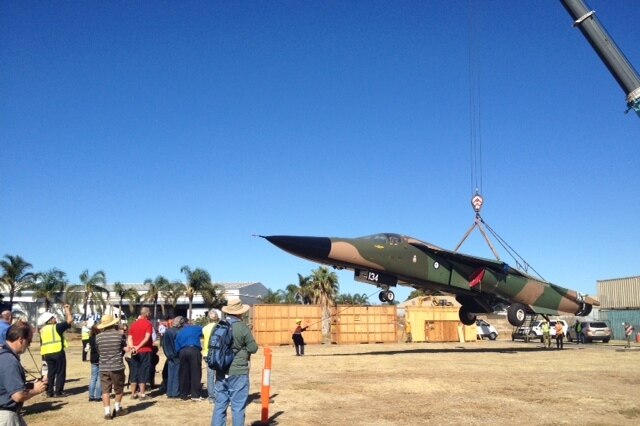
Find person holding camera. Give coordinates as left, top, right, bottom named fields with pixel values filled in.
left=0, top=321, right=48, bottom=425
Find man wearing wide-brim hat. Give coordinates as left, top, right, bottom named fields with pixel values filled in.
left=212, top=298, right=258, bottom=426
left=95, top=314, right=128, bottom=420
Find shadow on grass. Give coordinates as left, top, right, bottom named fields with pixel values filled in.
left=250, top=410, right=284, bottom=425
left=126, top=400, right=156, bottom=414
left=23, top=400, right=68, bottom=416
left=310, top=345, right=573, bottom=356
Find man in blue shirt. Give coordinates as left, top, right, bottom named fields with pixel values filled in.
left=175, top=320, right=203, bottom=401
left=0, top=321, right=48, bottom=425
left=0, top=311, right=12, bottom=345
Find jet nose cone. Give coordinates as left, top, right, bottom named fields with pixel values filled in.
left=263, top=235, right=331, bottom=261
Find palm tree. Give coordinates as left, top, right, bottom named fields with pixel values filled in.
left=142, top=276, right=170, bottom=322
left=0, top=254, right=37, bottom=310
left=180, top=266, right=212, bottom=321
left=309, top=266, right=339, bottom=334
left=284, top=273, right=312, bottom=304
left=66, top=269, right=109, bottom=320
left=113, top=281, right=140, bottom=318
left=262, top=289, right=285, bottom=304
left=353, top=293, right=370, bottom=305
left=200, top=282, right=227, bottom=310
left=162, top=281, right=186, bottom=317
left=31, top=268, right=67, bottom=311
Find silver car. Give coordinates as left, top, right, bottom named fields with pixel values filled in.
left=567, top=321, right=611, bottom=343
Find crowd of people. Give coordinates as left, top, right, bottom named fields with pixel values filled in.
left=0, top=298, right=260, bottom=425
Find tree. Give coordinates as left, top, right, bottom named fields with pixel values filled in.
left=0, top=254, right=37, bottom=311
left=142, top=276, right=170, bottom=322
left=66, top=270, right=109, bottom=320
left=113, top=282, right=140, bottom=318
left=309, top=266, right=339, bottom=334
left=162, top=281, right=186, bottom=317
left=336, top=292, right=370, bottom=305
left=31, top=268, right=67, bottom=311
left=200, top=282, right=227, bottom=310
left=261, top=289, right=285, bottom=304
left=284, top=273, right=312, bottom=304
left=406, top=289, right=442, bottom=301
left=180, top=266, right=212, bottom=321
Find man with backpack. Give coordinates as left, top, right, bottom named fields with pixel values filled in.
left=211, top=298, right=258, bottom=426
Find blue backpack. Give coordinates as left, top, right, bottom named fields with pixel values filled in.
left=206, top=320, right=236, bottom=371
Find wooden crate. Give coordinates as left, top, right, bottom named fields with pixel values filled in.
left=330, top=305, right=397, bottom=344
left=406, top=306, right=475, bottom=342
left=252, top=304, right=323, bottom=346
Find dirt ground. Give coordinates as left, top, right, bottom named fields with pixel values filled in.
left=20, top=337, right=640, bottom=426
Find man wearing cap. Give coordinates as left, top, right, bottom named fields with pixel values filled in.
left=292, top=319, right=308, bottom=356
left=212, top=298, right=258, bottom=426
left=96, top=314, right=128, bottom=419
left=38, top=304, right=73, bottom=397
left=161, top=315, right=184, bottom=398
left=0, top=321, right=48, bottom=425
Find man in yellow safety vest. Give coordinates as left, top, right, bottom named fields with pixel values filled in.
left=81, top=320, right=91, bottom=362
left=38, top=304, right=73, bottom=397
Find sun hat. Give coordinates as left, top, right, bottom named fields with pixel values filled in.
left=97, top=314, right=119, bottom=329
left=37, top=312, right=56, bottom=327
left=295, top=319, right=302, bottom=324
left=222, top=298, right=250, bottom=315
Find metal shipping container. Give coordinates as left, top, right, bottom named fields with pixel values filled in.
left=597, top=309, right=640, bottom=340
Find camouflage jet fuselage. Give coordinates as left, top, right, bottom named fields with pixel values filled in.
left=262, top=233, right=599, bottom=327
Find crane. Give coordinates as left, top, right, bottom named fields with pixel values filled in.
left=560, top=0, right=640, bottom=118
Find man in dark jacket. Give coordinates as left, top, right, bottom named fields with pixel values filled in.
left=161, top=316, right=184, bottom=398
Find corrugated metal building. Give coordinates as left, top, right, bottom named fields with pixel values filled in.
left=597, top=276, right=640, bottom=340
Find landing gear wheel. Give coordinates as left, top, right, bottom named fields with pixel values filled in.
left=385, top=290, right=395, bottom=302
left=378, top=292, right=388, bottom=302
left=507, top=303, right=527, bottom=327
left=458, top=306, right=476, bottom=326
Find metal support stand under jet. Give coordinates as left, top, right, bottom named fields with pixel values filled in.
left=560, top=0, right=640, bottom=117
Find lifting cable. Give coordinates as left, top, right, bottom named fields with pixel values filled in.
left=467, top=0, right=483, bottom=198
left=457, top=1, right=543, bottom=282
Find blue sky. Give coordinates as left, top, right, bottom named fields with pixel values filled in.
left=1, top=1, right=638, bottom=303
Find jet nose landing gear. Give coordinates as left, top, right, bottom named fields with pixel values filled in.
left=378, top=290, right=395, bottom=302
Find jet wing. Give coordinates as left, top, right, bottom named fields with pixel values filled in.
left=408, top=241, right=532, bottom=279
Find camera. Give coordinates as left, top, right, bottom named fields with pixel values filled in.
left=25, top=382, right=34, bottom=390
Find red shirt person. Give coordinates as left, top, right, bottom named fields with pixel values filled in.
left=127, top=307, right=153, bottom=399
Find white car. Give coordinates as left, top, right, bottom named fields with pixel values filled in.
left=512, top=319, right=568, bottom=342
left=476, top=319, right=498, bottom=340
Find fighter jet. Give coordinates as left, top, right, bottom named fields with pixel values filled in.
left=261, top=233, right=599, bottom=327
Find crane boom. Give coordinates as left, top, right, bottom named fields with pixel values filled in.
left=560, top=0, right=640, bottom=117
